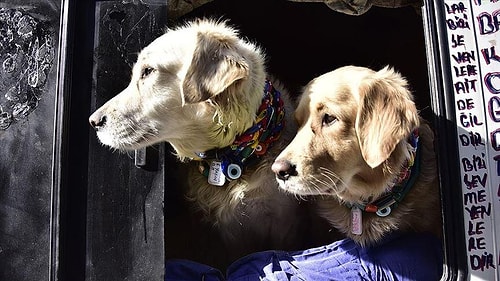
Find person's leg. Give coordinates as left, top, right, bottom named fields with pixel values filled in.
left=165, top=259, right=225, bottom=281
left=226, top=233, right=443, bottom=281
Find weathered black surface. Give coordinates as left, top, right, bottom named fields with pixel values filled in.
left=1, top=1, right=168, bottom=280
left=182, top=0, right=431, bottom=120
left=0, top=1, right=60, bottom=280
left=86, top=2, right=167, bottom=281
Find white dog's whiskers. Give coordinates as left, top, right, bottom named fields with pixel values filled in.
left=307, top=178, right=330, bottom=198
left=291, top=191, right=307, bottom=201
left=319, top=167, right=346, bottom=191
left=314, top=167, right=344, bottom=195
left=125, top=150, right=135, bottom=160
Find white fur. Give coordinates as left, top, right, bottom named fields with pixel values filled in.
left=89, top=19, right=329, bottom=269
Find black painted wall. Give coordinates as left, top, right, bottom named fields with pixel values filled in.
left=86, top=2, right=167, bottom=280
left=0, top=1, right=168, bottom=280
left=0, top=1, right=60, bottom=280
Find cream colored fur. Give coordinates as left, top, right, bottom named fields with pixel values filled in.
left=272, top=65, right=442, bottom=246
left=89, top=19, right=330, bottom=269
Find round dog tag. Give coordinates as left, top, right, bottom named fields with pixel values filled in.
left=376, top=206, right=392, bottom=217
left=226, top=163, right=242, bottom=180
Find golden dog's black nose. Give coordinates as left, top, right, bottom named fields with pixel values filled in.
left=89, top=112, right=107, bottom=130
left=272, top=159, right=298, bottom=181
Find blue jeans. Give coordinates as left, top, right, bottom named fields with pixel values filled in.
left=165, top=232, right=443, bottom=281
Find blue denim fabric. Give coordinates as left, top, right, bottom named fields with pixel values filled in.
left=165, top=232, right=443, bottom=281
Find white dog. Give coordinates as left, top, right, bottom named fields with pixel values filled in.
left=89, top=19, right=333, bottom=269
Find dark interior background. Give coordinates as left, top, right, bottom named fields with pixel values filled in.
left=181, top=0, right=432, bottom=121
left=162, top=0, right=436, bottom=271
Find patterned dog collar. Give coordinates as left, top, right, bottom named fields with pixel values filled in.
left=197, top=80, right=285, bottom=186
left=353, top=129, right=421, bottom=217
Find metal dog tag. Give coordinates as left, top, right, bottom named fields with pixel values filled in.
left=351, top=206, right=363, bottom=235
left=208, top=160, right=226, bottom=186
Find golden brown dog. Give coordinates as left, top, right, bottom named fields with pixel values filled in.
left=88, top=19, right=330, bottom=269
left=272, top=65, right=442, bottom=246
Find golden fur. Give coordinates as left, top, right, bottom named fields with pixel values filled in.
left=272, top=65, right=442, bottom=246
left=89, top=19, right=332, bottom=269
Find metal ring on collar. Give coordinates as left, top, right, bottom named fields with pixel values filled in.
left=226, top=163, right=242, bottom=180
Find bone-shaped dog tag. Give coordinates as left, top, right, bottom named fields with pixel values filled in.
left=208, top=160, right=226, bottom=186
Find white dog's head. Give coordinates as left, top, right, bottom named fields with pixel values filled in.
left=89, top=19, right=266, bottom=160
left=271, top=66, right=419, bottom=204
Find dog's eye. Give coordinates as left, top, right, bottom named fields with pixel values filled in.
left=322, top=113, right=337, bottom=126
left=141, top=67, right=155, bottom=79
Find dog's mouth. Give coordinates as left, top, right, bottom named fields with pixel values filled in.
left=94, top=121, right=159, bottom=150
left=275, top=167, right=346, bottom=197
left=89, top=106, right=163, bottom=150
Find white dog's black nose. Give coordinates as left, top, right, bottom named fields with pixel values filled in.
left=272, top=159, right=298, bottom=181
left=89, top=112, right=107, bottom=130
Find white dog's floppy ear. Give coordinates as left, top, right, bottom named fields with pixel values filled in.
left=355, top=67, right=420, bottom=168
left=182, top=32, right=249, bottom=104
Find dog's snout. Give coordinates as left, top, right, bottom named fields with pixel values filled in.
left=89, top=112, right=107, bottom=130
left=272, top=159, right=298, bottom=181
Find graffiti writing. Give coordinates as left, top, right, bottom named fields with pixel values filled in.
left=460, top=112, right=484, bottom=127
left=459, top=131, right=484, bottom=148
left=453, top=50, right=476, bottom=63
left=477, top=10, right=500, bottom=35
left=464, top=202, right=491, bottom=220
left=455, top=78, right=479, bottom=94
left=451, top=34, right=466, bottom=48
left=470, top=252, right=496, bottom=271
left=490, top=129, right=500, bottom=150
left=485, top=72, right=500, bottom=94
left=464, top=189, right=487, bottom=205
left=464, top=173, right=488, bottom=189
left=481, top=46, right=500, bottom=65
left=0, top=8, right=55, bottom=130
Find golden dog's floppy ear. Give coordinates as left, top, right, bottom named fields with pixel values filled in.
left=182, top=32, right=249, bottom=104
left=355, top=67, right=419, bottom=168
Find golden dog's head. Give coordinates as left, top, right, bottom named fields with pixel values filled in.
left=272, top=66, right=419, bottom=204
left=89, top=19, right=266, bottom=159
